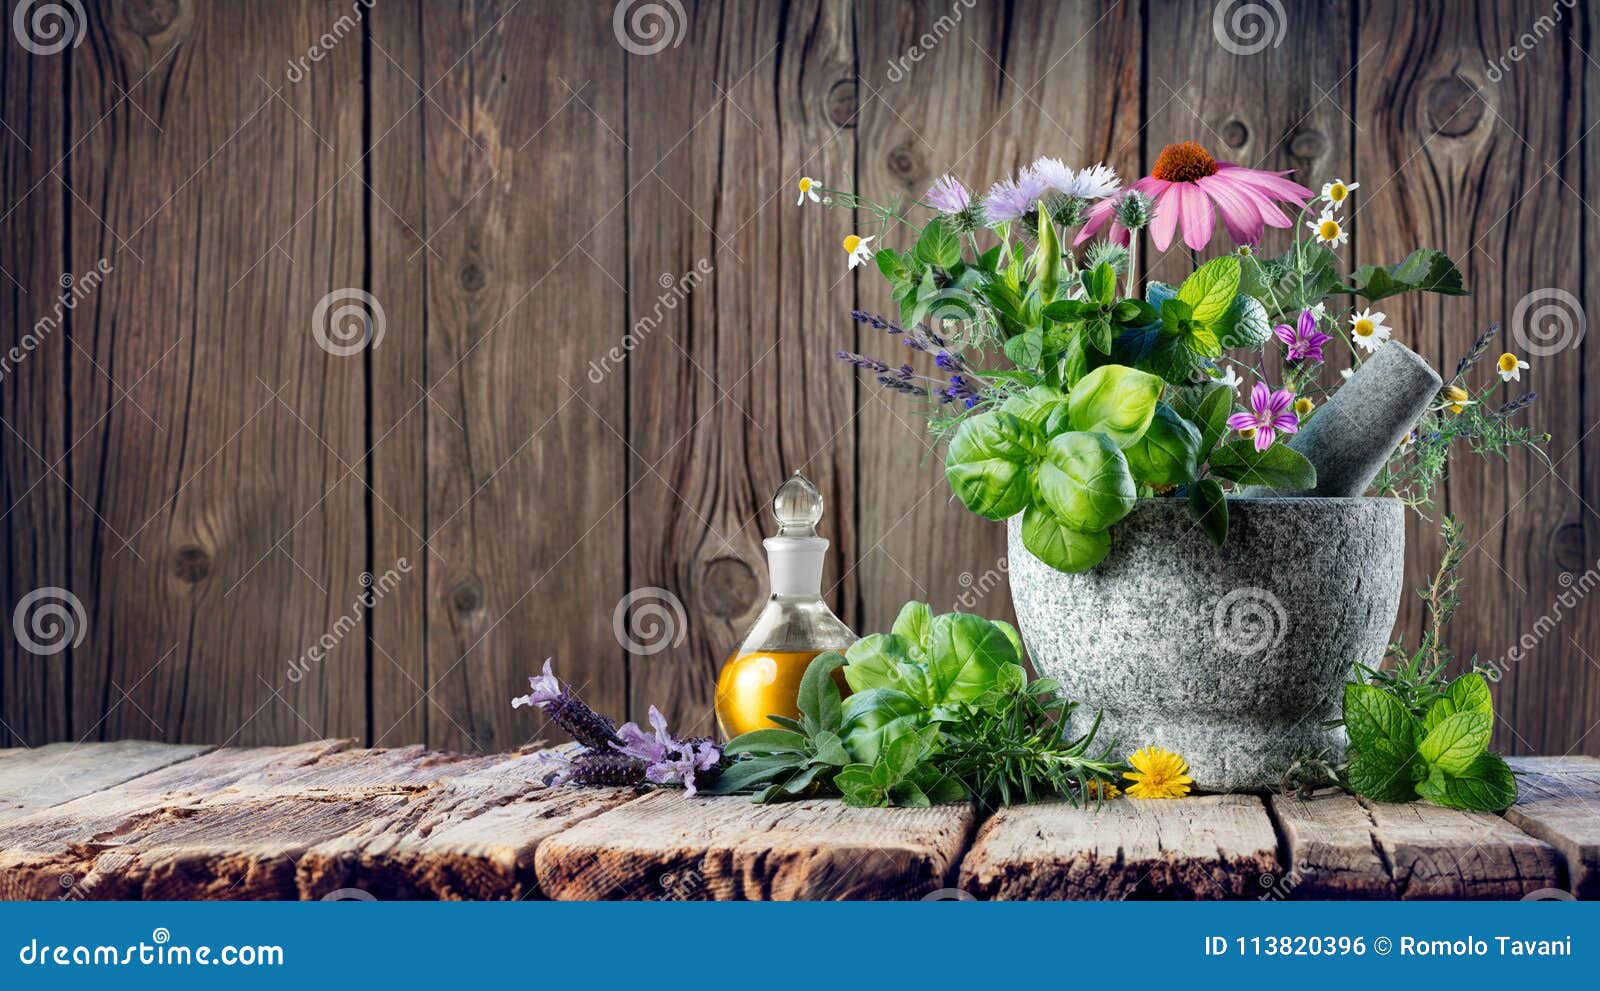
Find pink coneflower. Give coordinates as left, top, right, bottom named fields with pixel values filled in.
left=1274, top=308, right=1333, bottom=363
left=1076, top=141, right=1313, bottom=250
left=925, top=174, right=971, bottom=213
left=1226, top=381, right=1300, bottom=452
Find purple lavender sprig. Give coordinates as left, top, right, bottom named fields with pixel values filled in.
left=511, top=659, right=621, bottom=751
left=612, top=706, right=723, bottom=797
left=1452, top=323, right=1499, bottom=381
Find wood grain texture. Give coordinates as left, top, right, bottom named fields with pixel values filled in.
left=1271, top=789, right=1563, bottom=899
left=0, top=740, right=210, bottom=825
left=853, top=0, right=1142, bottom=638
left=534, top=789, right=975, bottom=900
left=1503, top=755, right=1600, bottom=897
left=625, top=0, right=859, bottom=738
left=958, top=795, right=1279, bottom=899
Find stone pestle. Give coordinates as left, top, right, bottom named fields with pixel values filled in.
left=1240, top=341, right=1442, bottom=498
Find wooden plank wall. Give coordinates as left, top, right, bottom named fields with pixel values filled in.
left=1, top=0, right=1595, bottom=756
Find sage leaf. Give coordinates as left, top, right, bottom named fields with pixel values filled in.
left=1207, top=438, right=1317, bottom=489
left=796, top=651, right=846, bottom=737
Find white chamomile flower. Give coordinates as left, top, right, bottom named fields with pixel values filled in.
left=1497, top=352, right=1530, bottom=382
left=1307, top=209, right=1348, bottom=247
left=843, top=233, right=875, bottom=269
left=1213, top=365, right=1243, bottom=395
left=1349, top=308, right=1391, bottom=353
left=1320, top=178, right=1359, bottom=211
left=1340, top=366, right=1355, bottom=381
left=797, top=177, right=821, bottom=206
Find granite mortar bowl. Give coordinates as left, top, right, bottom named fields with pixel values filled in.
left=1007, top=497, right=1405, bottom=792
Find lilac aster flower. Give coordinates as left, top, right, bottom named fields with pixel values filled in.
left=925, top=174, right=971, bottom=213
left=983, top=170, right=1050, bottom=224
left=1024, top=156, right=1076, bottom=193
left=613, top=706, right=723, bottom=796
left=1274, top=308, right=1333, bottom=363
left=1226, top=381, right=1300, bottom=452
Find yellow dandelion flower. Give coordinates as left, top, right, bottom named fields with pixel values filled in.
left=1082, top=779, right=1121, bottom=801
left=1123, top=746, right=1193, bottom=799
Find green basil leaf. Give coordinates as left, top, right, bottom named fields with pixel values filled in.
left=1344, top=683, right=1423, bottom=753
left=999, top=385, right=1071, bottom=436
left=1037, top=431, right=1137, bottom=532
left=1065, top=364, right=1164, bottom=447
left=1418, top=711, right=1492, bottom=775
left=840, top=688, right=927, bottom=765
left=1019, top=504, right=1111, bottom=573
left=1347, top=249, right=1468, bottom=303
left=1177, top=256, right=1241, bottom=327
left=796, top=651, right=847, bottom=736
left=914, top=218, right=962, bottom=269
left=1125, top=403, right=1201, bottom=486
left=1207, top=438, right=1317, bottom=489
left=1188, top=478, right=1228, bottom=547
left=927, top=612, right=1024, bottom=705
left=841, top=633, right=929, bottom=702
left=943, top=411, right=1037, bottom=520
left=889, top=601, right=934, bottom=654
left=1195, top=383, right=1233, bottom=457
left=992, top=619, right=1026, bottom=664
left=1423, top=672, right=1494, bottom=733
left=1345, top=737, right=1423, bottom=804
left=1415, top=752, right=1517, bottom=811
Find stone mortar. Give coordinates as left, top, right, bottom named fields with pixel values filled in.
left=1007, top=497, right=1405, bottom=792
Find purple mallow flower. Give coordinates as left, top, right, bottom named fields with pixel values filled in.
left=1274, top=308, right=1333, bottom=363
left=1226, top=382, right=1300, bottom=452
left=925, top=174, right=972, bottom=214
left=613, top=706, right=722, bottom=797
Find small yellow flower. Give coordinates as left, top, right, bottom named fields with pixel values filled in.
left=1123, top=747, right=1193, bottom=799
left=1294, top=397, right=1314, bottom=417
left=1307, top=210, right=1348, bottom=247
left=1320, top=178, right=1360, bottom=210
left=842, top=233, right=875, bottom=269
left=1236, top=425, right=1257, bottom=441
left=796, top=176, right=821, bottom=206
left=1349, top=308, right=1391, bottom=353
left=1235, top=245, right=1254, bottom=258
left=1497, top=352, right=1529, bottom=382
left=1441, top=384, right=1472, bottom=414
left=1082, top=779, right=1121, bottom=801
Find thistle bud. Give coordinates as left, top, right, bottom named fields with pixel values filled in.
left=1112, top=190, right=1155, bottom=232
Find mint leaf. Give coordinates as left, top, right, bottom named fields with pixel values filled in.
left=1422, top=672, right=1494, bottom=733
left=1346, top=737, right=1423, bottom=804
left=1416, top=752, right=1518, bottom=811
left=1344, top=683, right=1423, bottom=753
left=1418, top=711, right=1492, bottom=775
left=1176, top=256, right=1241, bottom=327
left=914, top=219, right=962, bottom=269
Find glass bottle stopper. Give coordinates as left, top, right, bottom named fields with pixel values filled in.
left=773, top=470, right=823, bottom=538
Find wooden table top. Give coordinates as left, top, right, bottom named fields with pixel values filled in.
left=0, top=741, right=1595, bottom=900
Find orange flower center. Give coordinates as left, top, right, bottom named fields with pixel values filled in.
left=1151, top=141, right=1219, bottom=183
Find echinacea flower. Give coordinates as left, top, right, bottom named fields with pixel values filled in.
left=925, top=174, right=971, bottom=213
left=796, top=176, right=821, bottom=206
left=843, top=233, right=875, bottom=269
left=1123, top=747, right=1193, bottom=799
left=1308, top=209, right=1348, bottom=247
left=1226, top=381, right=1300, bottom=451
left=983, top=170, right=1051, bottom=224
left=1274, top=308, right=1333, bottom=363
left=1440, top=384, right=1472, bottom=414
left=1350, top=308, right=1391, bottom=353
left=1076, top=140, right=1313, bottom=250
left=1497, top=352, right=1529, bottom=382
left=1320, top=178, right=1359, bottom=210
left=613, top=706, right=722, bottom=796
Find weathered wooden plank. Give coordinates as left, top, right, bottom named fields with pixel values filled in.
left=625, top=0, right=858, bottom=735
left=296, top=751, right=633, bottom=900
left=0, top=741, right=211, bottom=826
left=1503, top=755, right=1600, bottom=897
left=958, top=795, right=1278, bottom=900
left=1270, top=790, right=1563, bottom=899
left=853, top=0, right=1142, bottom=632
left=63, top=0, right=368, bottom=744
left=536, top=790, right=974, bottom=900
left=1357, top=1, right=1589, bottom=755
left=407, top=0, right=628, bottom=753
